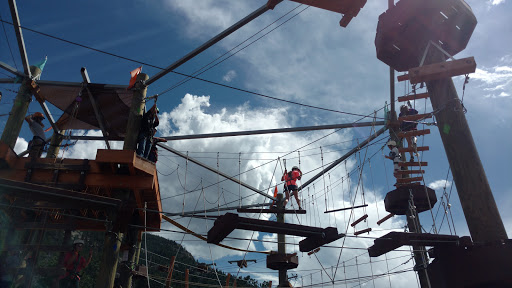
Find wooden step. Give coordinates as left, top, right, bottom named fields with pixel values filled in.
left=354, top=228, right=372, bottom=236
left=397, top=57, right=476, bottom=84
left=398, top=146, right=429, bottom=153
left=351, top=214, right=368, bottom=227
left=398, top=162, right=428, bottom=167
left=377, top=213, right=395, bottom=226
left=394, top=182, right=421, bottom=187
left=397, top=129, right=430, bottom=138
left=396, top=176, right=423, bottom=183
left=394, top=170, right=425, bottom=175
left=398, top=93, right=429, bottom=102
left=398, top=113, right=432, bottom=122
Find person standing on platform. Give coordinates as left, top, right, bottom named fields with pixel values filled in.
left=24, top=112, right=47, bottom=158
left=147, top=129, right=167, bottom=163
left=281, top=166, right=303, bottom=210
left=59, top=239, right=92, bottom=288
left=136, top=103, right=159, bottom=158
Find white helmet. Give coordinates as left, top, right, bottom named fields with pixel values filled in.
left=73, top=239, right=85, bottom=245
left=387, top=140, right=396, bottom=146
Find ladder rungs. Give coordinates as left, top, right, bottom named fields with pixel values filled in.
left=394, top=182, right=421, bottom=187
left=397, top=129, right=430, bottom=138
left=398, top=113, right=432, bottom=122
left=396, top=176, right=423, bottom=183
left=377, top=213, right=395, bottom=225
left=398, top=162, right=428, bottom=167
left=398, top=93, right=429, bottom=102
left=394, top=170, right=425, bottom=175
left=398, top=146, right=429, bottom=153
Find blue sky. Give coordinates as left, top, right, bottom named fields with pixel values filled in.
left=1, top=0, right=511, bottom=287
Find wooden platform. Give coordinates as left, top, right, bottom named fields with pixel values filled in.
left=397, top=57, right=477, bottom=84
left=369, top=232, right=461, bottom=257
left=397, top=93, right=429, bottom=102
left=397, top=129, right=430, bottom=138
left=0, top=142, right=162, bottom=231
left=398, top=162, right=428, bottom=167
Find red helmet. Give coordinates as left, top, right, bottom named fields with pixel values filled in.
left=33, top=112, right=45, bottom=119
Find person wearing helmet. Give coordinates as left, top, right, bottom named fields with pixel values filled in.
left=24, top=112, right=47, bottom=158
left=385, top=140, right=402, bottom=177
left=281, top=166, right=303, bottom=210
left=399, top=104, right=419, bottom=161
left=147, top=129, right=167, bottom=163
left=59, top=239, right=92, bottom=288
left=137, top=103, right=159, bottom=158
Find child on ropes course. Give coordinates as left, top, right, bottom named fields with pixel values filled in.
left=399, top=104, right=419, bottom=162
left=137, top=103, right=159, bottom=158
left=385, top=140, right=402, bottom=178
left=281, top=166, right=303, bottom=210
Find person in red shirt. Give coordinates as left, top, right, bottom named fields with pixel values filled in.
left=281, top=166, right=303, bottom=210
left=59, top=239, right=92, bottom=288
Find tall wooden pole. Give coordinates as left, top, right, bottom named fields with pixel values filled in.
left=0, top=66, right=40, bottom=149
left=119, top=211, right=141, bottom=288
left=185, top=268, right=189, bottom=288
left=46, top=131, right=65, bottom=159
left=406, top=209, right=430, bottom=288
left=276, top=193, right=288, bottom=288
left=95, top=229, right=123, bottom=288
left=425, top=49, right=507, bottom=242
left=123, top=73, right=148, bottom=150
left=225, top=273, right=231, bottom=288
left=165, top=256, right=176, bottom=288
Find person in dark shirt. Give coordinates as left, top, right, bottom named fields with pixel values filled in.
left=399, top=105, right=418, bottom=162
left=136, top=104, right=159, bottom=158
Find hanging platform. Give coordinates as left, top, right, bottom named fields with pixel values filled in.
left=397, top=129, right=430, bottom=138
left=279, top=0, right=368, bottom=27
left=368, top=232, right=461, bottom=257
left=207, top=213, right=344, bottom=252
left=266, top=252, right=299, bottom=270
left=397, top=93, right=429, bottom=102
left=394, top=169, right=425, bottom=175
left=0, top=142, right=162, bottom=231
left=395, top=176, right=423, bottom=183
left=398, top=162, right=428, bottom=167
left=384, top=184, right=437, bottom=215
left=397, top=57, right=476, bottom=84
left=375, top=0, right=477, bottom=71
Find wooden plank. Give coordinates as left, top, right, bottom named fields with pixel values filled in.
left=397, top=93, right=429, bottom=102
left=394, top=170, right=425, bottom=175
left=398, top=146, right=429, bottom=153
left=368, top=232, right=461, bottom=257
left=398, top=113, right=432, bottom=122
left=236, top=208, right=306, bottom=214
left=396, top=176, right=423, bottom=183
left=95, top=149, right=136, bottom=164
left=377, top=213, right=395, bottom=225
left=354, top=228, right=372, bottom=236
left=394, top=182, right=421, bottom=187
left=299, top=227, right=344, bottom=252
left=398, top=162, right=428, bottom=167
left=351, top=214, right=368, bottom=227
left=408, top=57, right=477, bottom=84
left=397, top=129, right=430, bottom=138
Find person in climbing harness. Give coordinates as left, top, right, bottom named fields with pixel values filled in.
left=281, top=166, right=303, bottom=210
left=24, top=112, right=47, bottom=158
left=147, top=129, right=167, bottom=163
left=136, top=103, right=159, bottom=158
left=59, top=239, right=92, bottom=288
left=385, top=140, right=402, bottom=178
left=399, top=104, right=419, bottom=162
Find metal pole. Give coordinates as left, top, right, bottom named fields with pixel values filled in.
left=157, top=143, right=276, bottom=201
left=299, top=126, right=387, bottom=191
left=276, top=193, right=288, bottom=288
left=8, top=0, right=30, bottom=77
left=145, top=2, right=282, bottom=86
left=64, top=121, right=386, bottom=141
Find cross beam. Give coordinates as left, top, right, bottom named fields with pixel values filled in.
left=0, top=60, right=24, bottom=78
left=8, top=0, right=30, bottom=78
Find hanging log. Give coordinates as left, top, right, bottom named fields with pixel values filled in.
left=397, top=93, right=429, bottom=102
left=377, top=213, right=395, bottom=225
left=354, top=228, right=372, bottom=236
left=397, top=129, right=430, bottom=138
left=398, top=146, right=429, bottom=153
left=324, top=204, right=368, bottom=213
left=350, top=214, right=368, bottom=227
left=307, top=248, right=321, bottom=256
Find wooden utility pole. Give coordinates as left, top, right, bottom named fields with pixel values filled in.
left=119, top=211, right=141, bottom=288
left=0, top=66, right=40, bottom=149
left=123, top=73, right=148, bottom=150
left=276, top=193, right=288, bottom=288
left=425, top=49, right=508, bottom=242
left=226, top=273, right=231, bottom=288
left=185, top=268, right=189, bottom=288
left=165, top=256, right=176, bottom=288
left=95, top=228, right=123, bottom=288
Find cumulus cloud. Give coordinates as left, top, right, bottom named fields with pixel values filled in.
left=223, top=70, right=237, bottom=82
left=14, top=137, right=29, bottom=155
left=470, top=56, right=512, bottom=98
left=428, top=179, right=451, bottom=191
left=488, top=0, right=506, bottom=6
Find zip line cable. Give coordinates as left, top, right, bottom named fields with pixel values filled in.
left=0, top=18, right=384, bottom=120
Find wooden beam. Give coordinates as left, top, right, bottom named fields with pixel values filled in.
left=81, top=67, right=111, bottom=149
left=165, top=256, right=176, bottom=288
left=397, top=93, right=429, bottom=102
left=325, top=204, right=368, bottom=213
left=398, top=162, right=428, bottom=167
left=398, top=146, right=429, bottom=153
left=368, top=232, right=461, bottom=257
left=396, top=176, right=423, bottom=183
left=377, top=213, right=394, bottom=225
left=8, top=0, right=30, bottom=77
left=350, top=214, right=368, bottom=227
left=394, top=170, right=425, bottom=175
left=0, top=60, right=24, bottom=78
left=236, top=208, right=306, bottom=214
left=398, top=57, right=477, bottom=84
left=354, top=228, right=372, bottom=236
left=397, top=129, right=430, bottom=138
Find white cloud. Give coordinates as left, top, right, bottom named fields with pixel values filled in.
left=488, top=0, right=506, bottom=6
left=14, top=137, right=29, bottom=155
left=223, top=70, right=237, bottom=82
left=428, top=179, right=451, bottom=191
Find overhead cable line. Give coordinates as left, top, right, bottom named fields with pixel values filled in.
left=0, top=18, right=384, bottom=120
